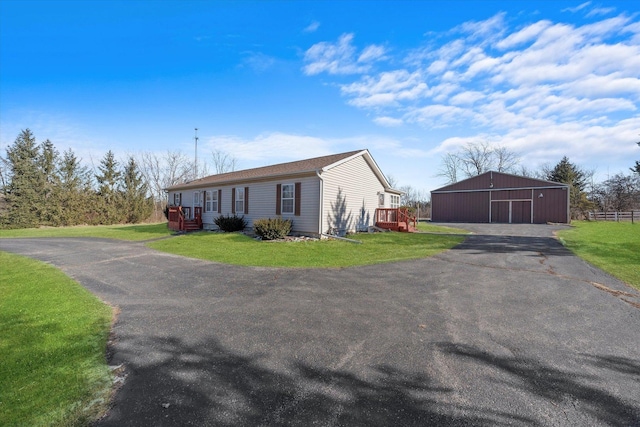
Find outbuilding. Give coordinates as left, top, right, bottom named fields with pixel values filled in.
left=431, top=171, right=570, bottom=224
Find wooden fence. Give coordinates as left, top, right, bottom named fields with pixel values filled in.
left=588, top=211, right=640, bottom=223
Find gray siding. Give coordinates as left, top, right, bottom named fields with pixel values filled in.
left=321, top=155, right=386, bottom=234
left=169, top=176, right=321, bottom=233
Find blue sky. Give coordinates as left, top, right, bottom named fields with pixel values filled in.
left=1, top=0, right=639, bottom=194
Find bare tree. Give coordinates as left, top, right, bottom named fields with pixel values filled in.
left=494, top=146, right=519, bottom=173
left=211, top=149, right=237, bottom=174
left=386, top=174, right=398, bottom=188
left=138, top=150, right=193, bottom=203
left=437, top=153, right=462, bottom=184
left=459, top=142, right=494, bottom=177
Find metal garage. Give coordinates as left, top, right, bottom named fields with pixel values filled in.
left=431, top=171, right=570, bottom=224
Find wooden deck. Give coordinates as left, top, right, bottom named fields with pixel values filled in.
left=168, top=206, right=203, bottom=232
left=375, top=208, right=417, bottom=232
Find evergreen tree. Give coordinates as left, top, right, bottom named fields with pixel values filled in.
left=95, top=150, right=123, bottom=223
left=121, top=156, right=152, bottom=223
left=3, top=129, right=42, bottom=228
left=632, top=141, right=640, bottom=176
left=38, top=139, right=60, bottom=225
left=58, top=148, right=92, bottom=226
left=547, top=156, right=590, bottom=219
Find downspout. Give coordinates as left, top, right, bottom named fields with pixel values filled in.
left=316, top=170, right=324, bottom=236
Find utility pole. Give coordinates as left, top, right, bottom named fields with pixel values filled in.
left=194, top=128, right=199, bottom=178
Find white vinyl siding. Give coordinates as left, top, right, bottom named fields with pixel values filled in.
left=185, top=176, right=320, bottom=233
left=321, top=155, right=386, bottom=234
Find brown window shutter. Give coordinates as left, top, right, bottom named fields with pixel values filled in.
left=295, top=182, right=301, bottom=216
left=276, top=184, right=282, bottom=215
left=244, top=187, right=249, bottom=214
left=231, top=188, right=235, bottom=214
left=217, top=189, right=222, bottom=213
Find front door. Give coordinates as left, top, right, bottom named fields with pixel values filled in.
left=192, top=192, right=201, bottom=219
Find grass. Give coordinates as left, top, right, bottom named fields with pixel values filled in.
left=416, top=221, right=470, bottom=234
left=0, top=252, right=114, bottom=426
left=0, top=222, right=172, bottom=241
left=148, top=229, right=465, bottom=268
left=557, top=221, right=640, bottom=290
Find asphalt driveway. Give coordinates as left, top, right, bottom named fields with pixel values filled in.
left=2, top=224, right=639, bottom=426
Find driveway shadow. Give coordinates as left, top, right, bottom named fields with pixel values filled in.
left=438, top=343, right=640, bottom=426
left=99, top=336, right=538, bottom=427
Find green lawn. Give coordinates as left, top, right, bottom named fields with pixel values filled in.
left=148, top=230, right=465, bottom=268
left=0, top=252, right=114, bottom=426
left=557, top=221, right=640, bottom=290
left=0, top=222, right=172, bottom=241
left=416, top=222, right=470, bottom=234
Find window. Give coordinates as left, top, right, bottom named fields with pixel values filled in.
left=205, top=191, right=213, bottom=212
left=193, top=191, right=200, bottom=207
left=281, top=184, right=294, bottom=214
left=390, top=195, right=400, bottom=208
left=378, top=193, right=385, bottom=206
left=173, top=192, right=181, bottom=205
left=235, top=187, right=244, bottom=213
left=205, top=191, right=219, bottom=213
left=211, top=190, right=218, bottom=213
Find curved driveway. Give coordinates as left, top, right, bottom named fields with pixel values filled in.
left=2, top=224, right=639, bottom=426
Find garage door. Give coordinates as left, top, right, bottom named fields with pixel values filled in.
left=491, top=200, right=532, bottom=223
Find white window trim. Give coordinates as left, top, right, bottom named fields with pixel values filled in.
left=235, top=188, right=245, bottom=214
left=211, top=190, right=218, bottom=213
left=205, top=191, right=212, bottom=213
left=281, top=183, right=295, bottom=215
left=390, top=194, right=400, bottom=209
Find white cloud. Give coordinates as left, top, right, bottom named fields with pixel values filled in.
left=303, top=33, right=386, bottom=75
left=240, top=52, right=276, bottom=72
left=303, top=21, right=320, bottom=33
left=373, top=116, right=404, bottom=127
left=358, top=44, right=387, bottom=63
left=586, top=7, right=616, bottom=17
left=496, top=20, right=553, bottom=49
left=455, top=12, right=507, bottom=43
left=301, top=10, right=640, bottom=184
left=562, top=2, right=591, bottom=13
left=341, top=70, right=428, bottom=107
left=207, top=132, right=334, bottom=162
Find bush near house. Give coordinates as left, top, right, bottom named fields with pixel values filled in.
left=214, top=214, right=247, bottom=232
left=253, top=217, right=293, bottom=240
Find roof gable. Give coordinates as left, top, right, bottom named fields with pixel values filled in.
left=432, top=171, right=568, bottom=193
left=166, top=149, right=372, bottom=191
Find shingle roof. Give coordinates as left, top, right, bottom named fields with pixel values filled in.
left=166, top=149, right=365, bottom=191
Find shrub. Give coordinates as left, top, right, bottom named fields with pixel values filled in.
left=253, top=217, right=293, bottom=240
left=214, top=214, right=247, bottom=232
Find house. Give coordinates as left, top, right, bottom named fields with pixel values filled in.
left=431, top=171, right=570, bottom=224
left=165, top=149, right=409, bottom=235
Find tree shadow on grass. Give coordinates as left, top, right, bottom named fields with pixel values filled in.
left=98, top=336, right=537, bottom=427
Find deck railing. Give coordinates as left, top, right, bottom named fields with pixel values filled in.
left=168, top=206, right=185, bottom=231
left=168, top=206, right=203, bottom=231
left=375, top=208, right=417, bottom=232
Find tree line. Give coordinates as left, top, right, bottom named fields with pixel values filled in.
left=0, top=129, right=152, bottom=228
left=0, top=129, right=240, bottom=229
left=437, top=142, right=640, bottom=219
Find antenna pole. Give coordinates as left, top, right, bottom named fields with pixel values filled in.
left=194, top=128, right=199, bottom=178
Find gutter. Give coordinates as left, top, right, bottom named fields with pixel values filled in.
left=316, top=170, right=324, bottom=235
